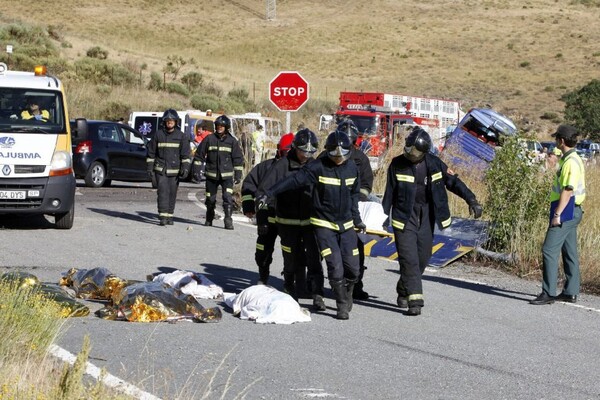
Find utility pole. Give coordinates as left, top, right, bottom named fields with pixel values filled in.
left=266, top=0, right=276, bottom=20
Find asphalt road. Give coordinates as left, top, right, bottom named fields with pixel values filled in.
left=1, top=180, right=599, bottom=400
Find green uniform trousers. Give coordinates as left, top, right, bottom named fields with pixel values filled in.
left=541, top=206, right=583, bottom=297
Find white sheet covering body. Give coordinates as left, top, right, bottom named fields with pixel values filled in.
left=152, top=270, right=224, bottom=299
left=224, top=285, right=311, bottom=324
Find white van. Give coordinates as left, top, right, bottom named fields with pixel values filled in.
left=128, top=110, right=189, bottom=141
left=229, top=112, right=283, bottom=165
left=0, top=63, right=76, bottom=229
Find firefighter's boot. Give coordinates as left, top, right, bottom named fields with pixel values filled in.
left=330, top=279, right=349, bottom=320
left=311, top=274, right=326, bottom=311
left=283, top=272, right=297, bottom=301
left=346, top=279, right=357, bottom=312
left=204, top=202, right=216, bottom=227
left=159, top=216, right=168, bottom=226
left=224, top=205, right=234, bottom=230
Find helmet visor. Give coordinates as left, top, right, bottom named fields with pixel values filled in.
left=404, top=145, right=425, bottom=162
left=328, top=146, right=350, bottom=158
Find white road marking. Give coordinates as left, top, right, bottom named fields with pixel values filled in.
left=49, top=344, right=162, bottom=400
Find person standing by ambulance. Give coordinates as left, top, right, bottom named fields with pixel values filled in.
left=242, top=133, right=294, bottom=285
left=530, top=125, right=586, bottom=305
left=146, top=109, right=191, bottom=226
left=260, top=130, right=366, bottom=320
left=382, top=127, right=482, bottom=316
left=192, top=115, right=244, bottom=229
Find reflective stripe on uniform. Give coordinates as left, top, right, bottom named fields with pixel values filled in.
left=208, top=146, right=232, bottom=152
left=234, top=166, right=244, bottom=171
left=310, top=218, right=353, bottom=231
left=396, top=174, right=415, bottom=183
left=241, top=194, right=254, bottom=202
left=408, top=294, right=423, bottom=301
left=318, top=176, right=341, bottom=185
left=222, top=172, right=234, bottom=178
left=281, top=245, right=292, bottom=253
left=166, top=168, right=179, bottom=174
left=441, top=217, right=451, bottom=228
left=360, top=188, right=370, bottom=197
left=431, top=172, right=442, bottom=182
left=321, top=248, right=332, bottom=257
left=345, top=177, right=356, bottom=186
left=158, top=143, right=180, bottom=148
left=391, top=219, right=405, bottom=230
left=206, top=171, right=217, bottom=178
left=226, top=188, right=233, bottom=193
left=256, top=243, right=265, bottom=251
left=267, top=216, right=276, bottom=224
left=276, top=217, right=311, bottom=226
left=352, top=248, right=359, bottom=256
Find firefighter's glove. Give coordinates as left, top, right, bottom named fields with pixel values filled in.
left=256, top=195, right=270, bottom=211
left=192, top=166, right=203, bottom=183
left=468, top=200, right=483, bottom=219
left=257, top=223, right=270, bottom=236
left=355, top=221, right=367, bottom=234
left=179, top=166, right=190, bottom=180
left=234, top=171, right=242, bottom=185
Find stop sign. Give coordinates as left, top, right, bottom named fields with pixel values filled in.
left=269, top=71, right=309, bottom=112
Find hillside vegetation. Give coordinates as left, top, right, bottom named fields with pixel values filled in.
left=1, top=0, right=600, bottom=134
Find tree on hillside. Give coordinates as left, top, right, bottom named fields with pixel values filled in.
left=561, top=79, right=600, bottom=141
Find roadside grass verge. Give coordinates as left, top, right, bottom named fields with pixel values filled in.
left=0, top=277, right=128, bottom=399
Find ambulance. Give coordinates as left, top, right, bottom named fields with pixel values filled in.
left=0, top=63, right=76, bottom=229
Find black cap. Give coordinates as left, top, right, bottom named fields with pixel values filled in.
left=551, top=124, right=578, bottom=140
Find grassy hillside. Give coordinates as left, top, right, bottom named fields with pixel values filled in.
left=1, top=0, right=600, bottom=133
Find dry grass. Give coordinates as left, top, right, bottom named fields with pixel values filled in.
left=2, top=0, right=600, bottom=134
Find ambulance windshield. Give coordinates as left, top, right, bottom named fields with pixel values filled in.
left=0, top=88, right=65, bottom=133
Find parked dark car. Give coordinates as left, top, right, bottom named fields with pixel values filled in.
left=71, top=119, right=154, bottom=188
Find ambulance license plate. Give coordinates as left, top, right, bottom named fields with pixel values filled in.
left=0, top=190, right=26, bottom=199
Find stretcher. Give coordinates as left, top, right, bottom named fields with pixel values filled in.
left=358, top=217, right=490, bottom=268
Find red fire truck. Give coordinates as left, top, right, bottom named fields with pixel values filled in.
left=334, top=92, right=453, bottom=169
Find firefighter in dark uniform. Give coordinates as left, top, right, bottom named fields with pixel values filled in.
left=242, top=133, right=295, bottom=285
left=261, top=130, right=366, bottom=320
left=192, top=115, right=244, bottom=229
left=146, top=108, right=191, bottom=226
left=381, top=127, right=482, bottom=316
left=257, top=129, right=322, bottom=307
left=337, top=119, right=374, bottom=300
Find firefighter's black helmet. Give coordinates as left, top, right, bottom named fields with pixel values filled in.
left=404, top=127, right=432, bottom=162
left=162, top=109, right=179, bottom=126
left=292, top=128, right=318, bottom=153
left=337, top=119, right=359, bottom=144
left=214, top=115, right=231, bottom=130
left=325, top=130, right=352, bottom=164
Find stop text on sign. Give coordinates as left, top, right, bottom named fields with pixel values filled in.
left=272, top=87, right=306, bottom=97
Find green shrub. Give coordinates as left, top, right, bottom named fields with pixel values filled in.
left=148, top=71, right=163, bottom=91
left=165, top=81, right=190, bottom=97
left=561, top=79, right=600, bottom=140
left=73, top=58, right=136, bottom=86
left=99, top=101, right=131, bottom=121
left=228, top=87, right=250, bottom=101
left=181, top=71, right=203, bottom=91
left=86, top=46, right=108, bottom=60
left=190, top=94, right=220, bottom=111
left=201, top=81, right=224, bottom=97
left=484, top=136, right=552, bottom=266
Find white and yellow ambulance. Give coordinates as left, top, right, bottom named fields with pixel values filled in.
left=0, top=62, right=75, bottom=229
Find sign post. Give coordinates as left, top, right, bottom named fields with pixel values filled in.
left=269, top=71, right=309, bottom=133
